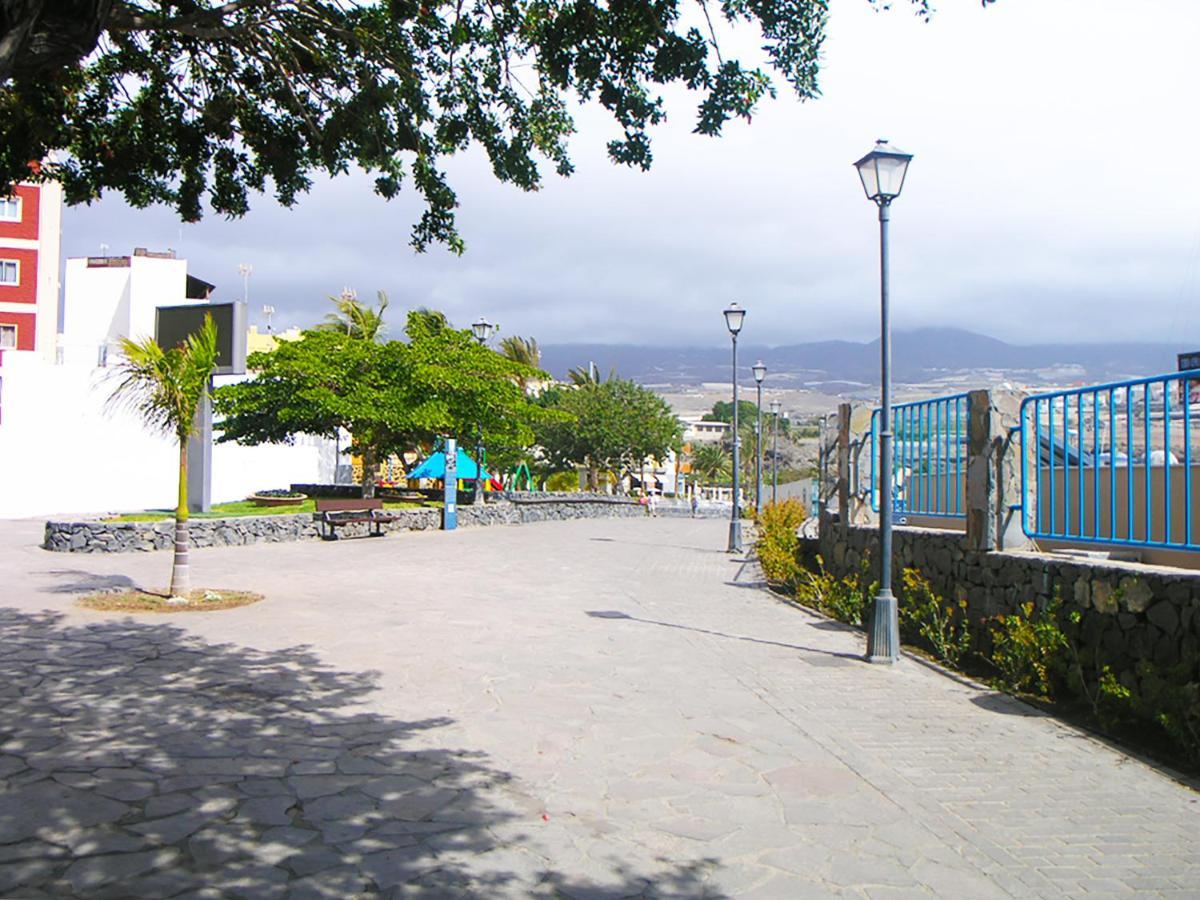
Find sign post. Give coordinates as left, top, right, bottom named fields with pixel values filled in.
left=156, top=301, right=247, bottom=513
left=442, top=438, right=458, bottom=530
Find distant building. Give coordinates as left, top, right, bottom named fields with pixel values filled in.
left=59, top=248, right=213, bottom=366
left=0, top=181, right=63, bottom=360
left=681, top=416, right=731, bottom=444
left=246, top=324, right=302, bottom=356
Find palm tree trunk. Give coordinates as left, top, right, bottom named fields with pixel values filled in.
left=169, top=438, right=190, bottom=598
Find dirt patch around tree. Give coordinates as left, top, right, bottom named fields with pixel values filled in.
left=78, top=588, right=264, bottom=613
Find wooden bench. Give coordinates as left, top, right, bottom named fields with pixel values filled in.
left=314, top=498, right=400, bottom=540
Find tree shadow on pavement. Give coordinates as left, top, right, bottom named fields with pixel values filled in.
left=0, top=609, right=723, bottom=899
left=36, top=570, right=141, bottom=595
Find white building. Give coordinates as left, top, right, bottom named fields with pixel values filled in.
left=0, top=248, right=338, bottom=518
left=59, top=248, right=211, bottom=365
left=681, top=416, right=731, bottom=444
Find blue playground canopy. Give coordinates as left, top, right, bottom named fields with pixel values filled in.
left=407, top=447, right=488, bottom=481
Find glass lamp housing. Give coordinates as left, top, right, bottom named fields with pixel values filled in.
left=854, top=140, right=912, bottom=203
left=752, top=361, right=767, bottom=383
left=723, top=302, right=745, bottom=336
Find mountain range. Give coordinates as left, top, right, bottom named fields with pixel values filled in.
left=538, top=328, right=1185, bottom=389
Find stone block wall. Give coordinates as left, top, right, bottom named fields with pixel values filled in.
left=812, top=519, right=1200, bottom=679
left=43, top=493, right=727, bottom=553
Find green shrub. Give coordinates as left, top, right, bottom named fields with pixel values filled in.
left=988, top=598, right=1068, bottom=699
left=1135, top=662, right=1200, bottom=764
left=898, top=569, right=972, bottom=668
left=795, top=555, right=874, bottom=627
left=754, top=499, right=807, bottom=586
left=544, top=470, right=579, bottom=491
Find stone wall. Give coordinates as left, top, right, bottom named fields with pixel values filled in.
left=43, top=493, right=728, bottom=553
left=812, top=518, right=1200, bottom=675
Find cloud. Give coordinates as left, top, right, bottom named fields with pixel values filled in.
left=61, top=0, right=1200, bottom=348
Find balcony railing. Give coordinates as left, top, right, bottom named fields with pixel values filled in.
left=1020, top=371, right=1200, bottom=551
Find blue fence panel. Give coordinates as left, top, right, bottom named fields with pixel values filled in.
left=1020, top=371, right=1200, bottom=552
left=870, top=393, right=969, bottom=519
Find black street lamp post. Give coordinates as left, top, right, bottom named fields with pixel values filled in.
left=752, top=361, right=766, bottom=511
left=723, top=303, right=745, bottom=553
left=471, top=316, right=498, bottom=505
left=770, top=398, right=781, bottom=504
left=854, top=139, right=913, bottom=665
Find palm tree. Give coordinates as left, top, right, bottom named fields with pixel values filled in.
left=499, top=335, right=540, bottom=368
left=568, top=361, right=614, bottom=386
left=690, top=443, right=730, bottom=484
left=498, top=335, right=540, bottom=391
left=315, top=289, right=389, bottom=341
left=108, top=315, right=219, bottom=599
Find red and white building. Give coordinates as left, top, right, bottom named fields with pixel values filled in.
left=0, top=181, right=62, bottom=359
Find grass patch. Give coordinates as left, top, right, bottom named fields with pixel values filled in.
left=79, top=587, right=264, bottom=613
left=105, top=499, right=431, bottom=522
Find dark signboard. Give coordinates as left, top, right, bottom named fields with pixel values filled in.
left=155, top=301, right=246, bottom=376
left=1177, top=352, right=1200, bottom=405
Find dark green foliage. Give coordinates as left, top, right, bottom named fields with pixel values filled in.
left=535, top=379, right=682, bottom=485
left=702, top=400, right=761, bottom=427
left=213, top=308, right=550, bottom=485
left=2, top=0, right=940, bottom=251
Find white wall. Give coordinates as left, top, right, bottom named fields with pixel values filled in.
left=0, top=353, right=335, bottom=519
left=35, top=182, right=61, bottom=361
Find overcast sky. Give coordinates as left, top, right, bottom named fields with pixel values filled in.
left=63, top=0, right=1200, bottom=348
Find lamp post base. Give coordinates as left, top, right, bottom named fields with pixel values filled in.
left=865, top=588, right=900, bottom=664
left=727, top=519, right=743, bottom=554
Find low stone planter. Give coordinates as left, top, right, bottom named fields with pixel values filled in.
left=44, top=494, right=732, bottom=553
left=249, top=493, right=308, bottom=508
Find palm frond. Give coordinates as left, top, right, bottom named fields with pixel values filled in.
left=107, top=315, right=220, bottom=440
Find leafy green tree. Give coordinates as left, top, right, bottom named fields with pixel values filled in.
left=108, top=314, right=219, bottom=598
left=214, top=329, right=411, bottom=498
left=703, top=399, right=763, bottom=427
left=536, top=379, right=682, bottom=491
left=400, top=310, right=552, bottom=472
left=1, top=0, right=946, bottom=251
left=214, top=308, right=549, bottom=495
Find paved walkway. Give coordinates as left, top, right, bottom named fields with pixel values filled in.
left=0, top=516, right=1197, bottom=898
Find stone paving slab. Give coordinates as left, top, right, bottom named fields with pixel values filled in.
left=0, top=516, right=1197, bottom=897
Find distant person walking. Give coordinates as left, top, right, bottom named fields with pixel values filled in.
left=690, top=494, right=699, bottom=518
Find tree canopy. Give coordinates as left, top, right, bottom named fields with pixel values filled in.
left=1, top=0, right=952, bottom=251
left=535, top=378, right=682, bottom=486
left=703, top=398, right=788, bottom=432
left=213, top=307, right=549, bottom=493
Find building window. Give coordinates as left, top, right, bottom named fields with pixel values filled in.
left=0, top=324, right=15, bottom=349
left=0, top=196, right=19, bottom=221
left=0, top=260, right=17, bottom=285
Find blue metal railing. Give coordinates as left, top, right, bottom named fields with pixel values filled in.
left=870, top=393, right=969, bottom=519
left=1020, top=371, right=1200, bottom=551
